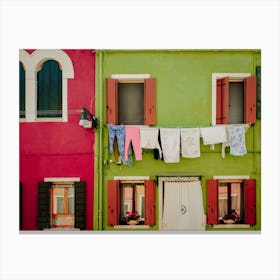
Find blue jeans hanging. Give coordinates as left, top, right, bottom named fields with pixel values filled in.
left=108, top=125, right=125, bottom=161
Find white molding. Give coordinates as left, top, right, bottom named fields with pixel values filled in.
left=113, top=176, right=150, bottom=181
left=211, top=73, right=251, bottom=125
left=111, top=74, right=150, bottom=79
left=44, top=177, right=80, bottom=182
left=213, top=175, right=250, bottom=180
left=19, top=49, right=74, bottom=122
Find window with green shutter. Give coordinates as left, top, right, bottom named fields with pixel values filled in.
left=37, top=60, right=62, bottom=118
left=37, top=181, right=86, bottom=230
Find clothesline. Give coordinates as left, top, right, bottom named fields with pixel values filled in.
left=105, top=123, right=250, bottom=129
left=107, top=123, right=249, bottom=165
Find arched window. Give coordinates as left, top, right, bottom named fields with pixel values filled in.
left=37, top=60, right=62, bottom=118
left=19, top=62, right=25, bottom=118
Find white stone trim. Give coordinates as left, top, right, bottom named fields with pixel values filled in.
left=19, top=49, right=74, bottom=122
left=44, top=177, right=80, bottom=182
left=211, top=73, right=251, bottom=125
left=213, top=175, right=250, bottom=180
left=113, top=176, right=150, bottom=181
left=111, top=74, right=150, bottom=80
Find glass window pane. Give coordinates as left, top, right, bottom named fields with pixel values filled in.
left=218, top=185, right=228, bottom=221
left=118, top=83, right=144, bottom=125
left=68, top=187, right=75, bottom=214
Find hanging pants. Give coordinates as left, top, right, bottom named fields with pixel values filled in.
left=124, top=126, right=142, bottom=161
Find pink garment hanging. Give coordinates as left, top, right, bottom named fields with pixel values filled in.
left=124, top=126, right=142, bottom=161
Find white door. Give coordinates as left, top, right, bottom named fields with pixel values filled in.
left=161, top=180, right=206, bottom=231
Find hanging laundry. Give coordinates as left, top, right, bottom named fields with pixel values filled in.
left=124, top=126, right=142, bottom=161
left=160, top=128, right=180, bottom=163
left=200, top=126, right=227, bottom=146
left=111, top=137, right=122, bottom=164
left=108, top=125, right=125, bottom=162
left=140, top=127, right=162, bottom=158
left=122, top=143, right=134, bottom=166
left=226, top=125, right=247, bottom=156
left=180, top=128, right=200, bottom=158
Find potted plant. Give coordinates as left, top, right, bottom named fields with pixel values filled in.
left=126, top=211, right=140, bottom=225
left=223, top=209, right=240, bottom=224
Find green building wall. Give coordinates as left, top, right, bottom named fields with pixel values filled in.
left=94, top=49, right=261, bottom=231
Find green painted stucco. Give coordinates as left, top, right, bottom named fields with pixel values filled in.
left=94, top=49, right=261, bottom=231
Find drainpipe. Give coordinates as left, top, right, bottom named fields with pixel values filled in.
left=98, top=50, right=104, bottom=230
left=94, top=50, right=104, bottom=230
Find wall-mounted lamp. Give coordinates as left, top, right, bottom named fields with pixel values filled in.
left=79, top=108, right=98, bottom=129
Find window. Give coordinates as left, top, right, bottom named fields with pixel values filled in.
left=218, top=181, right=243, bottom=224
left=120, top=183, right=145, bottom=224
left=37, top=60, right=62, bottom=118
left=213, top=73, right=257, bottom=125
left=19, top=49, right=74, bottom=122
left=37, top=181, right=85, bottom=230
left=51, top=184, right=74, bottom=228
left=107, top=179, right=156, bottom=226
left=207, top=179, right=256, bottom=226
left=118, top=83, right=144, bottom=125
left=106, top=75, right=156, bottom=125
left=19, top=62, right=25, bottom=118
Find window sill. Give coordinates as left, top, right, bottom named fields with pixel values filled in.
left=213, top=224, right=250, bottom=229
left=113, top=225, right=150, bottom=230
left=43, top=228, right=80, bottom=231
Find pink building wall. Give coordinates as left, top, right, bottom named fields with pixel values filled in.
left=20, top=50, right=95, bottom=230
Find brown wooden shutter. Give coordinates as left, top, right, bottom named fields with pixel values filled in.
left=37, top=182, right=51, bottom=229
left=207, top=180, right=219, bottom=225
left=107, top=180, right=120, bottom=226
left=244, top=76, right=257, bottom=124
left=256, top=66, right=261, bottom=119
left=74, top=182, right=86, bottom=229
left=216, top=79, right=222, bottom=124
left=106, top=78, right=118, bottom=124
left=144, top=78, right=156, bottom=125
left=216, top=78, right=229, bottom=124
left=244, top=179, right=256, bottom=225
left=144, top=180, right=156, bottom=225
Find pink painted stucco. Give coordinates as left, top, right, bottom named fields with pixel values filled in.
left=20, top=49, right=95, bottom=230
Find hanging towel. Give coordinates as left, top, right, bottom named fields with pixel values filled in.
left=226, top=125, right=247, bottom=156
left=180, top=128, right=200, bottom=158
left=160, top=128, right=180, bottom=163
left=140, top=127, right=162, bottom=158
left=200, top=126, right=227, bottom=145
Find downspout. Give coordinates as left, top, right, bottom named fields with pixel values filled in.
left=98, top=50, right=104, bottom=230
left=94, top=50, right=104, bottom=230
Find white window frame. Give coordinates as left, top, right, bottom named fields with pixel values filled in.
left=19, top=49, right=74, bottom=122
left=211, top=73, right=251, bottom=125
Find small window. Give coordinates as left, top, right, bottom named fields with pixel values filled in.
left=51, top=184, right=75, bottom=228
left=106, top=77, right=156, bottom=125
left=207, top=179, right=256, bottom=226
left=120, top=183, right=145, bottom=224
left=218, top=181, right=243, bottom=224
left=229, top=82, right=244, bottom=124
left=107, top=179, right=156, bottom=227
left=215, top=75, right=256, bottom=124
left=37, top=60, right=62, bottom=118
left=118, top=83, right=144, bottom=125
left=19, top=62, right=25, bottom=118
left=37, top=181, right=86, bottom=230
